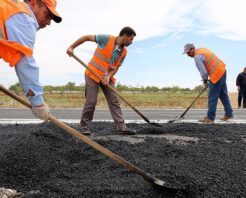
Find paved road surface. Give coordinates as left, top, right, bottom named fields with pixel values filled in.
left=0, top=108, right=245, bottom=122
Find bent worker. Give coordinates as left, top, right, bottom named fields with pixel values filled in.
left=183, top=43, right=233, bottom=124
left=67, top=27, right=136, bottom=135
left=236, top=67, right=246, bottom=108
left=0, top=0, right=61, bottom=196
left=0, top=0, right=62, bottom=120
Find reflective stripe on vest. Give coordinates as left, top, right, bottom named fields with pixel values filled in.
left=196, top=48, right=225, bottom=84
left=89, top=59, right=107, bottom=73
left=85, top=36, right=127, bottom=83
left=206, top=53, right=220, bottom=75
left=206, top=53, right=214, bottom=68
left=208, top=58, right=220, bottom=75
left=93, top=50, right=113, bottom=65
left=0, top=0, right=33, bottom=67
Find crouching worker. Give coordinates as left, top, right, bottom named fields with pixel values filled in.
left=0, top=0, right=62, bottom=121
left=67, top=27, right=137, bottom=135
left=183, top=43, right=233, bottom=124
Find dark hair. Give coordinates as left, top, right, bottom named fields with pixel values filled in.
left=119, top=27, right=136, bottom=37
left=24, top=0, right=44, bottom=7
left=36, top=0, right=45, bottom=7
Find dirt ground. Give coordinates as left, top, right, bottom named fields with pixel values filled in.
left=0, top=122, right=245, bottom=198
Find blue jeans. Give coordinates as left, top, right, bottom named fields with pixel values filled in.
left=207, top=71, right=233, bottom=120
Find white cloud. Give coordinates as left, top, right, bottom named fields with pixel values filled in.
left=1, top=0, right=246, bottom=89
left=194, top=0, right=246, bottom=40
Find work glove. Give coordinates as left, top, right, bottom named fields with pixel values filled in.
left=32, top=103, right=50, bottom=121
left=203, top=79, right=209, bottom=88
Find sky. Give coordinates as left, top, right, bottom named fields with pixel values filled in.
left=1, top=0, right=246, bottom=92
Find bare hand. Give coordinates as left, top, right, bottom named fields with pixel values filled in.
left=101, top=75, right=110, bottom=85
left=67, top=47, right=74, bottom=56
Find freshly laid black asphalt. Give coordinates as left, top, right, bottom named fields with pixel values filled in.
left=0, top=122, right=245, bottom=198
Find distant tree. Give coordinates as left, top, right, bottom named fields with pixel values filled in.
left=145, top=86, right=159, bottom=92
left=28, top=81, right=205, bottom=94
left=9, top=82, right=22, bottom=95
left=193, top=85, right=205, bottom=92
left=44, top=85, right=54, bottom=93
left=116, top=82, right=130, bottom=92
left=65, top=82, right=76, bottom=91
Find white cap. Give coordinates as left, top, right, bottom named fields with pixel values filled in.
left=182, top=43, right=195, bottom=54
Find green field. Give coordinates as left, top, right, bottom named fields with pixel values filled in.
left=0, top=91, right=238, bottom=109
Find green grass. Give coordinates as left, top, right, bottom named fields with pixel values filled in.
left=0, top=91, right=238, bottom=109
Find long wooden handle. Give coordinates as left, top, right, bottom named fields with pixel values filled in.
left=0, top=84, right=165, bottom=186
left=71, top=53, right=151, bottom=124
left=180, top=86, right=208, bottom=118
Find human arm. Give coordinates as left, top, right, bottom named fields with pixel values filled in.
left=101, top=66, right=118, bottom=85
left=194, top=54, right=209, bottom=84
left=236, top=73, right=241, bottom=86
left=236, top=73, right=241, bottom=90
left=101, top=51, right=126, bottom=85
left=6, top=13, right=49, bottom=120
left=67, top=35, right=96, bottom=56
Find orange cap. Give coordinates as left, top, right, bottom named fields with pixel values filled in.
left=42, top=0, right=62, bottom=23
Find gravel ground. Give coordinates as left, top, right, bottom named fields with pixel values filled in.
left=0, top=122, right=245, bottom=198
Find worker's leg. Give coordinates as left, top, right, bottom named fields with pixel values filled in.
left=219, top=72, right=233, bottom=117
left=80, top=75, right=99, bottom=129
left=238, top=88, right=243, bottom=108
left=207, top=78, right=222, bottom=121
left=101, top=81, right=126, bottom=130
left=242, top=88, right=246, bottom=108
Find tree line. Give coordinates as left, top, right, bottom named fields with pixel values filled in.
left=9, top=82, right=205, bottom=94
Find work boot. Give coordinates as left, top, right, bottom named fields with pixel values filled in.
left=0, top=187, right=17, bottom=198
left=220, top=115, right=233, bottom=121
left=117, top=128, right=136, bottom=135
left=198, top=116, right=214, bottom=124
left=80, top=127, right=92, bottom=135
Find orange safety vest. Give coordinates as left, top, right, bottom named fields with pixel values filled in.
left=85, top=36, right=127, bottom=84
left=0, top=0, right=33, bottom=67
left=196, top=48, right=225, bottom=84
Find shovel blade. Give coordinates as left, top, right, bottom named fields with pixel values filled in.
left=168, top=117, right=184, bottom=123
left=153, top=179, right=185, bottom=192
left=150, top=122, right=163, bottom=127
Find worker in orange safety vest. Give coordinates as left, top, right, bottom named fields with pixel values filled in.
left=0, top=0, right=61, bottom=120
left=67, top=27, right=137, bottom=135
left=183, top=43, right=233, bottom=124
left=0, top=0, right=61, bottom=197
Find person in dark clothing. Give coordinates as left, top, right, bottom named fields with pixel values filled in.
left=236, top=67, right=246, bottom=108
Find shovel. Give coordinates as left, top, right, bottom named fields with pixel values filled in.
left=168, top=86, right=208, bottom=123
left=70, top=53, right=162, bottom=127
left=0, top=84, right=181, bottom=191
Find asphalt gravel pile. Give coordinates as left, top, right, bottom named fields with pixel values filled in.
left=0, top=122, right=245, bottom=198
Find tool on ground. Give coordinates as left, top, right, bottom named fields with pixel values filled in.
left=168, top=86, right=208, bottom=123
left=70, top=53, right=162, bottom=127
left=0, top=84, right=181, bottom=191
